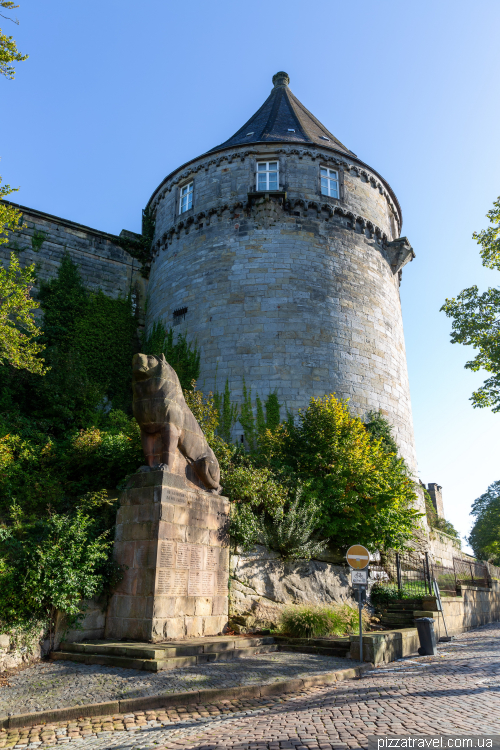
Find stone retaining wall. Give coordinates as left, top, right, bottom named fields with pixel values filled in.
left=1, top=203, right=147, bottom=322
left=229, top=545, right=354, bottom=631
left=422, top=580, right=500, bottom=638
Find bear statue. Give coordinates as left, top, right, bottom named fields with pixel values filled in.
left=132, top=353, right=221, bottom=493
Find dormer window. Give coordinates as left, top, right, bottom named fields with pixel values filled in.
left=288, top=128, right=295, bottom=132
left=257, top=161, right=279, bottom=191
left=320, top=136, right=330, bottom=141
left=320, top=166, right=339, bottom=199
left=179, top=182, right=193, bottom=214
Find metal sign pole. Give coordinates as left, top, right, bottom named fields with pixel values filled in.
left=346, top=545, right=369, bottom=664
left=357, top=585, right=363, bottom=663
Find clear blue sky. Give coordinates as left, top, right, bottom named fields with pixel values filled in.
left=3, top=0, right=499, bottom=551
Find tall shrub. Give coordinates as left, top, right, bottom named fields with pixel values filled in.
left=260, top=394, right=421, bottom=551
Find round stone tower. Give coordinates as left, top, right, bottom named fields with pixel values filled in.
left=145, top=72, right=418, bottom=472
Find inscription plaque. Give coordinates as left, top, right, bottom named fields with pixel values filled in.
left=107, top=471, right=231, bottom=641
left=190, top=545, right=203, bottom=570
left=206, top=546, right=218, bottom=571
left=159, top=541, right=175, bottom=568
left=176, top=543, right=191, bottom=569
left=163, top=488, right=190, bottom=504
left=216, top=571, right=228, bottom=595
left=201, top=571, right=215, bottom=596
left=188, top=570, right=202, bottom=596
left=157, top=569, right=188, bottom=595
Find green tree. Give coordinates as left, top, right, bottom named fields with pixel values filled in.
left=1, top=180, right=24, bottom=246
left=0, top=507, right=114, bottom=637
left=441, top=196, right=500, bottom=411
left=0, top=252, right=47, bottom=374
left=1, top=2, right=28, bottom=264
left=260, top=394, right=421, bottom=551
left=468, top=480, right=500, bottom=565
left=255, top=394, right=266, bottom=436
left=264, top=391, right=281, bottom=431
left=213, top=378, right=238, bottom=443
left=142, top=321, right=200, bottom=390
left=239, top=378, right=256, bottom=449
left=364, top=410, right=399, bottom=454
left=0, top=1, right=27, bottom=80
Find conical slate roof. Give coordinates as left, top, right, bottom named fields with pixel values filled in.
left=208, top=71, right=356, bottom=157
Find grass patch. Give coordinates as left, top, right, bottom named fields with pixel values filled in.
left=279, top=603, right=370, bottom=639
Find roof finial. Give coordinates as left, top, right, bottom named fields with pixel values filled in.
left=272, top=71, right=289, bottom=88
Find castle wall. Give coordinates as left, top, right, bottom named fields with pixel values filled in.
left=1, top=204, right=147, bottom=319
left=146, top=144, right=418, bottom=474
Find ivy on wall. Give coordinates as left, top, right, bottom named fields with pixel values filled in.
left=142, top=321, right=200, bottom=390
left=115, top=207, right=156, bottom=279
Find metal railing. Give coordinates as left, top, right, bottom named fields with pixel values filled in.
left=369, top=551, right=434, bottom=598
left=453, top=557, right=490, bottom=587
left=431, top=562, right=457, bottom=596
left=487, top=562, right=500, bottom=581
left=368, top=551, right=494, bottom=600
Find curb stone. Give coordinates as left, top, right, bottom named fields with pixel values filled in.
left=0, top=663, right=372, bottom=730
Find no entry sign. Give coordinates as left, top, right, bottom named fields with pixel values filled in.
left=346, top=544, right=370, bottom=570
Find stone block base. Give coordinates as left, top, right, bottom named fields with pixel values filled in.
left=349, top=628, right=419, bottom=664
left=106, top=470, right=230, bottom=641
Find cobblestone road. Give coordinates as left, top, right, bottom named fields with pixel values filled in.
left=0, top=653, right=353, bottom=718
left=1, top=624, right=500, bottom=750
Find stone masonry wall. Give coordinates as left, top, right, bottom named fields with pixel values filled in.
left=1, top=203, right=147, bottom=319
left=429, top=528, right=464, bottom=568
left=423, top=581, right=500, bottom=638
left=146, top=143, right=418, bottom=474
left=229, top=545, right=354, bottom=632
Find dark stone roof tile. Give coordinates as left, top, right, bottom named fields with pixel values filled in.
left=207, top=71, right=355, bottom=156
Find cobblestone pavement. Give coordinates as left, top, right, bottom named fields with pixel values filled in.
left=0, top=653, right=354, bottom=718
left=1, top=623, right=500, bottom=750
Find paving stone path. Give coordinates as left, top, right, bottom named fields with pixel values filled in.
left=0, top=653, right=353, bottom=718
left=1, top=623, right=500, bottom=750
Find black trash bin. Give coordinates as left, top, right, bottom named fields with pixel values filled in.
left=415, top=617, right=437, bottom=656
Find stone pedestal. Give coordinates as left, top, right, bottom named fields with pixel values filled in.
left=105, top=470, right=230, bottom=641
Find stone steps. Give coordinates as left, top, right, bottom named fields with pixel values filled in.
left=51, top=636, right=278, bottom=672
left=273, top=635, right=351, bottom=658
left=379, top=602, right=421, bottom=630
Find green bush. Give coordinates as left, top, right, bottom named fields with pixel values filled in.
left=0, top=500, right=120, bottom=637
left=369, top=582, right=423, bottom=606
left=279, top=603, right=369, bottom=638
left=260, top=395, right=421, bottom=552
left=0, top=409, right=142, bottom=518
left=260, top=487, right=327, bottom=560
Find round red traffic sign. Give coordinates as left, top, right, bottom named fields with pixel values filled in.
left=346, top=544, right=370, bottom=570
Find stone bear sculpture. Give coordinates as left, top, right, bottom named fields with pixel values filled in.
left=132, top=353, right=221, bottom=493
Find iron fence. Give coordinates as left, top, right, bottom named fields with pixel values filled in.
left=369, top=551, right=434, bottom=598
left=431, top=562, right=457, bottom=596
left=487, top=562, right=500, bottom=581
left=453, top=557, right=490, bottom=587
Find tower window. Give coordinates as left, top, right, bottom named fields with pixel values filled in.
left=320, top=166, right=339, bottom=199
left=179, top=182, right=193, bottom=214
left=256, top=161, right=279, bottom=191
left=173, top=306, right=188, bottom=324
